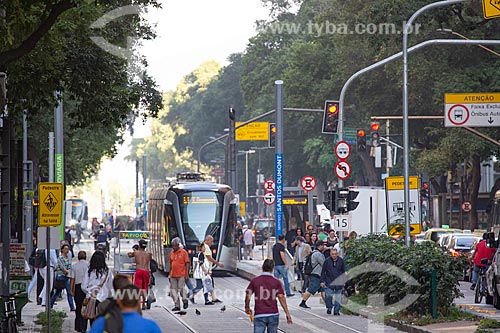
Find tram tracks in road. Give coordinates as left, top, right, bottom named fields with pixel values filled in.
left=228, top=303, right=290, bottom=333
left=160, top=305, right=200, bottom=333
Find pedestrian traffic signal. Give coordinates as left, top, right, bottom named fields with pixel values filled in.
left=421, top=182, right=429, bottom=199
left=229, top=107, right=236, bottom=121
left=268, top=123, right=276, bottom=148
left=370, top=122, right=380, bottom=147
left=347, top=189, right=359, bottom=211
left=322, top=100, right=339, bottom=134
left=356, top=129, right=366, bottom=152
left=323, top=189, right=337, bottom=213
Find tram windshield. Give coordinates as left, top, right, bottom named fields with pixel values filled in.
left=181, top=191, right=223, bottom=243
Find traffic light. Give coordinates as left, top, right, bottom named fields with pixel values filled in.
left=229, top=107, right=236, bottom=121
left=370, top=122, right=380, bottom=147
left=268, top=123, right=276, bottom=148
left=322, top=100, right=339, bottom=134
left=421, top=182, right=429, bottom=199
left=347, top=189, right=359, bottom=211
left=323, top=189, right=337, bottom=213
left=356, top=129, right=366, bottom=152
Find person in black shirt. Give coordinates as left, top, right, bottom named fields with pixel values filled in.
left=272, top=235, right=294, bottom=297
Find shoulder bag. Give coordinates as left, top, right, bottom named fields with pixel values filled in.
left=82, top=271, right=109, bottom=319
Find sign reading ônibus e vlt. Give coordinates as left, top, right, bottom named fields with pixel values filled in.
left=38, top=182, right=63, bottom=227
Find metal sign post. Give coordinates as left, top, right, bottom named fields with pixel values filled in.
left=274, top=81, right=284, bottom=238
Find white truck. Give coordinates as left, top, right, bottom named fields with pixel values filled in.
left=345, top=186, right=388, bottom=235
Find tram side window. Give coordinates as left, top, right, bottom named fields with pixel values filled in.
left=164, top=204, right=179, bottom=244
left=223, top=204, right=236, bottom=247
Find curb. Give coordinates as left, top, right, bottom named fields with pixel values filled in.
left=386, top=319, right=435, bottom=333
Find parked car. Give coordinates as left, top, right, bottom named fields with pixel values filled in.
left=424, top=228, right=460, bottom=243
left=252, top=218, right=275, bottom=245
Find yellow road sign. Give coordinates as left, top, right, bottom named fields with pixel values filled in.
left=38, top=182, right=63, bottom=227
left=483, top=0, right=500, bottom=19
left=236, top=122, right=269, bottom=141
left=388, top=223, right=422, bottom=236
left=385, top=176, right=419, bottom=190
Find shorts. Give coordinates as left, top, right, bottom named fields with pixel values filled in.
left=133, top=269, right=151, bottom=291
left=307, top=275, right=323, bottom=295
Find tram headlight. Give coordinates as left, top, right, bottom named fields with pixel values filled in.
left=212, top=249, right=216, bottom=255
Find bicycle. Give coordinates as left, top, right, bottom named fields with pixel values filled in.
left=1, top=293, right=19, bottom=333
left=474, top=266, right=488, bottom=304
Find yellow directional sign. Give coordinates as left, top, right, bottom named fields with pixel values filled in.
left=483, top=0, right=500, bottom=19
left=385, top=176, right=419, bottom=190
left=236, top=122, right=269, bottom=141
left=38, top=182, right=63, bottom=227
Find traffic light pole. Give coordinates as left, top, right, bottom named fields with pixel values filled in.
left=338, top=38, right=500, bottom=246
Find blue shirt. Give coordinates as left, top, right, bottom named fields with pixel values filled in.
left=88, top=311, right=162, bottom=333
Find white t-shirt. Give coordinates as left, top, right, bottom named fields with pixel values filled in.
left=243, top=229, right=254, bottom=245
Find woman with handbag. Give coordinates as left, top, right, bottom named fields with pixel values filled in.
left=82, top=251, right=113, bottom=324
left=50, top=243, right=75, bottom=310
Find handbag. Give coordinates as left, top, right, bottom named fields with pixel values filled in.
left=202, top=275, right=213, bottom=293
left=54, top=274, right=68, bottom=290
left=82, top=271, right=109, bottom=319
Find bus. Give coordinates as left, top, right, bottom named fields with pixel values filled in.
left=147, top=173, right=238, bottom=274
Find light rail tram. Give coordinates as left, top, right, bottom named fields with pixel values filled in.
left=147, top=173, right=238, bottom=274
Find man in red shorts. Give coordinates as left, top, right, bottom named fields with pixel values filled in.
left=128, top=239, right=152, bottom=310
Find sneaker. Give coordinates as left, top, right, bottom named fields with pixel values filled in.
left=334, top=312, right=340, bottom=316
left=470, top=284, right=476, bottom=291
left=327, top=309, right=332, bottom=315
left=189, top=296, right=196, bottom=304
left=183, top=300, right=189, bottom=309
left=299, top=301, right=310, bottom=309
left=172, top=307, right=181, bottom=311
left=205, top=301, right=214, bottom=305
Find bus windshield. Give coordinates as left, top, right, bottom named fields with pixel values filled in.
left=181, top=191, right=223, bottom=243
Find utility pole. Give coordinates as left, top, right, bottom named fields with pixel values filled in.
left=274, top=81, right=284, bottom=238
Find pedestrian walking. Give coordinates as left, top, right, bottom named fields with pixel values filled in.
left=82, top=251, right=114, bottom=325
left=189, top=243, right=209, bottom=304
left=88, top=284, right=161, bottom=333
left=70, top=251, right=89, bottom=332
left=203, top=235, right=224, bottom=304
left=292, top=236, right=311, bottom=293
left=128, top=239, right=152, bottom=310
left=39, top=248, right=58, bottom=307
left=50, top=243, right=75, bottom=310
left=245, top=259, right=292, bottom=333
left=320, top=249, right=345, bottom=315
left=299, top=240, right=326, bottom=309
left=272, top=235, right=294, bottom=297
left=243, top=225, right=256, bottom=260
left=169, top=237, right=190, bottom=311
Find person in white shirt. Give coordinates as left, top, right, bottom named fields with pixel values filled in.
left=71, top=251, right=89, bottom=333
left=38, top=249, right=58, bottom=307
left=82, top=251, right=114, bottom=325
left=242, top=225, right=256, bottom=260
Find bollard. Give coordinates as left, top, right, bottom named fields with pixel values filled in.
left=431, top=269, right=437, bottom=319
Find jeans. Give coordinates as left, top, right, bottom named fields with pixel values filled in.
left=274, top=265, right=292, bottom=296
left=50, top=275, right=75, bottom=309
left=325, top=286, right=342, bottom=314
left=74, top=283, right=88, bottom=332
left=254, top=314, right=279, bottom=333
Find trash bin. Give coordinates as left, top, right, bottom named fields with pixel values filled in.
left=0, top=292, right=29, bottom=324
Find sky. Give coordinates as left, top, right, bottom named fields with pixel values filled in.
left=94, top=0, right=270, bottom=214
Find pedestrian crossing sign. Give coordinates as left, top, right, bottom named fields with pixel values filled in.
left=38, top=182, right=63, bottom=226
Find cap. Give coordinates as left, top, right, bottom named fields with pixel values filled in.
left=315, top=240, right=325, bottom=247
left=139, top=239, right=148, bottom=248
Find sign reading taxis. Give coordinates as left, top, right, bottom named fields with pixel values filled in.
left=38, top=182, right=63, bottom=227
left=483, top=0, right=500, bottom=19
left=236, top=122, right=269, bottom=141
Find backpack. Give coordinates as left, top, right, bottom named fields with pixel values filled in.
left=34, top=250, right=47, bottom=268
left=303, top=251, right=316, bottom=275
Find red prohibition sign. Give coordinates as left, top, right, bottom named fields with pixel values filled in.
left=334, top=161, right=351, bottom=180
left=300, top=176, right=316, bottom=192
left=447, top=104, right=470, bottom=126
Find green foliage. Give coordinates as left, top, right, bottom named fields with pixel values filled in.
left=478, top=318, right=500, bottom=329
left=346, top=234, right=465, bottom=316
left=35, top=310, right=67, bottom=333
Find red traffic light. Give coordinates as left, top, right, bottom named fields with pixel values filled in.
left=357, top=129, right=365, bottom=137
left=371, top=123, right=380, bottom=131
left=423, top=183, right=429, bottom=189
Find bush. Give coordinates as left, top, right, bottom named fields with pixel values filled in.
left=345, top=234, right=465, bottom=316
left=35, top=310, right=67, bottom=333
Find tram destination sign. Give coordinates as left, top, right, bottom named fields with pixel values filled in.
left=444, top=93, right=500, bottom=127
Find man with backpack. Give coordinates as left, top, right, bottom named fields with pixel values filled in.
left=299, top=240, right=325, bottom=309
left=272, top=235, right=294, bottom=297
